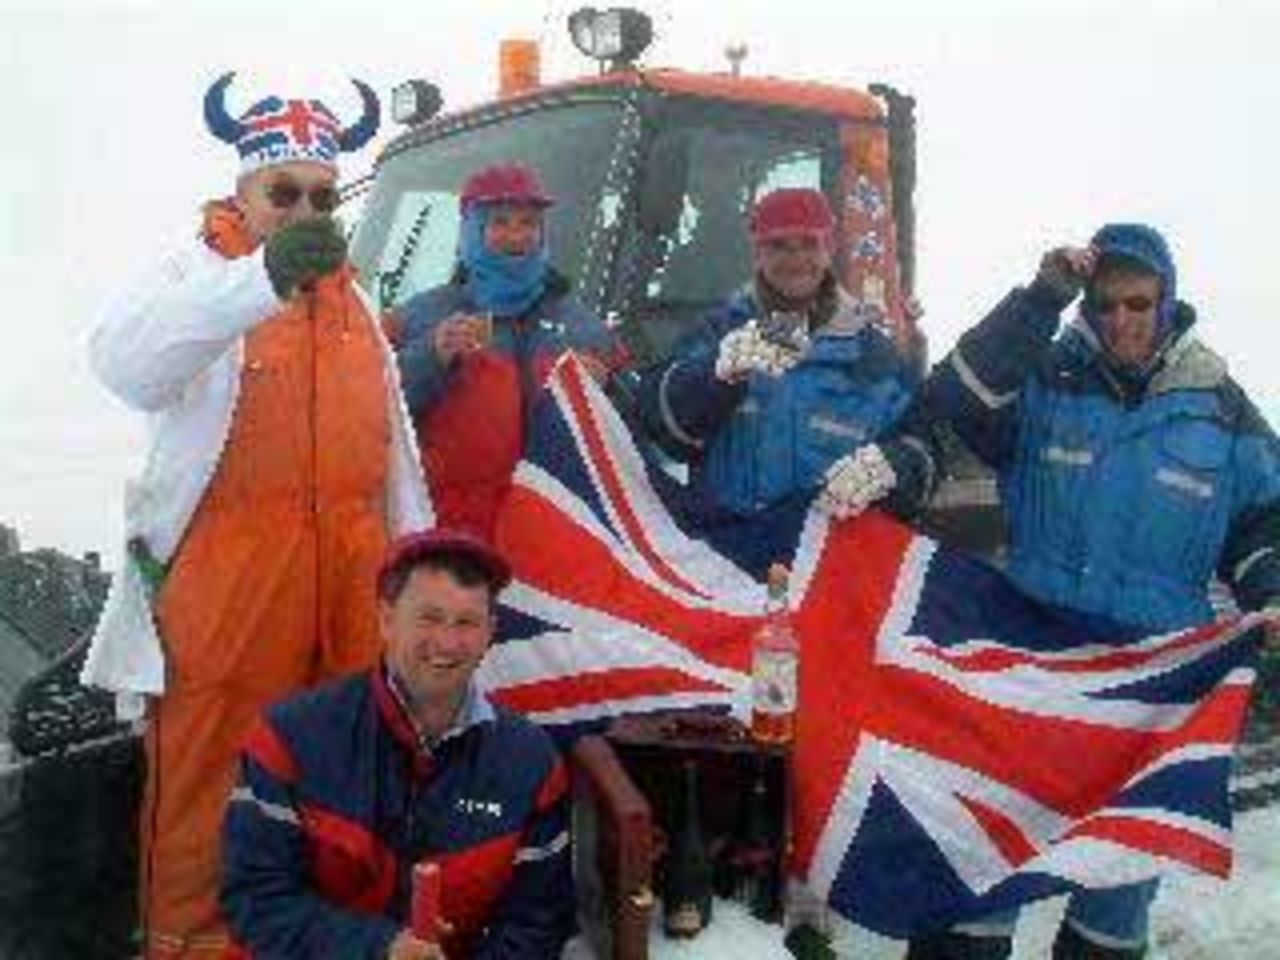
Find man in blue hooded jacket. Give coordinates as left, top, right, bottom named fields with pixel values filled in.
left=827, top=223, right=1280, bottom=959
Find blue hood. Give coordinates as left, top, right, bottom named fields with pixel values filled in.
left=458, top=207, right=549, bottom=317
left=1083, top=222, right=1178, bottom=339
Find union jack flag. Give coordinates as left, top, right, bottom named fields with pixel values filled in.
left=480, top=356, right=1267, bottom=936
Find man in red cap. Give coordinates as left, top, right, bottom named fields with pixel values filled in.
left=221, top=530, right=574, bottom=959
left=638, top=187, right=932, bottom=517
left=387, top=162, right=627, bottom=537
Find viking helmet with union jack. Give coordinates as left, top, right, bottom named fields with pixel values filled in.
left=203, top=72, right=379, bottom=176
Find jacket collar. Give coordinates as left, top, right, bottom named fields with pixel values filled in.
left=745, top=277, right=870, bottom=340
left=819, top=287, right=873, bottom=338
left=1064, top=304, right=1226, bottom=400
left=372, top=662, right=495, bottom=759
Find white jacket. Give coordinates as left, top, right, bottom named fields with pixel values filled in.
left=82, top=236, right=432, bottom=718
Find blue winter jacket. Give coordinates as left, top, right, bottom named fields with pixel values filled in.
left=640, top=287, right=922, bottom=515
left=221, top=667, right=574, bottom=959
left=927, top=283, right=1280, bottom=632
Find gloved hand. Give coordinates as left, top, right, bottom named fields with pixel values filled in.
left=1032, top=246, right=1095, bottom=305
left=264, top=216, right=347, bottom=298
left=817, top=444, right=897, bottom=519
left=714, top=320, right=801, bottom=383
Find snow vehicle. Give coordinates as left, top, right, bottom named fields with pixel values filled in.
left=2, top=8, right=1272, bottom=959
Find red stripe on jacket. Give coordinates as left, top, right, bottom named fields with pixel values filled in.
left=300, top=803, right=399, bottom=913
left=242, top=719, right=300, bottom=784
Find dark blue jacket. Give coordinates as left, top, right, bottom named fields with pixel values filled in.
left=926, top=282, right=1280, bottom=631
left=639, top=288, right=925, bottom=515
left=221, top=668, right=574, bottom=959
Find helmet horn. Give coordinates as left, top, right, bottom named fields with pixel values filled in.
left=203, top=72, right=246, bottom=145
left=337, top=79, right=380, bottom=152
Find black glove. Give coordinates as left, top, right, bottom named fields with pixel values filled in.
left=263, top=217, right=347, bottom=298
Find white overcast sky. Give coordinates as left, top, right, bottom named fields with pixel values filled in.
left=3, top=0, right=1279, bottom=559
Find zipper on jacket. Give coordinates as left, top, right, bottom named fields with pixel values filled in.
left=400, top=740, right=436, bottom=920
left=307, top=294, right=321, bottom=679
left=512, top=314, right=539, bottom=433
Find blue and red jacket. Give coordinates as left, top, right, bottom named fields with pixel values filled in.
left=391, top=269, right=625, bottom=537
left=221, top=667, right=574, bottom=959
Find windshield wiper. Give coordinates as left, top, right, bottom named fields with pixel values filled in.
left=377, top=201, right=434, bottom=309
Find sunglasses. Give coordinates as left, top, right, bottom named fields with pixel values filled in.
left=1093, top=294, right=1156, bottom=316
left=264, top=180, right=341, bottom=213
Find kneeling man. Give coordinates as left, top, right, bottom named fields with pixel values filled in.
left=222, top=530, right=574, bottom=959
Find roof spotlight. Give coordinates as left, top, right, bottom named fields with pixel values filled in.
left=390, top=79, right=443, bottom=127
left=567, top=7, right=653, bottom=71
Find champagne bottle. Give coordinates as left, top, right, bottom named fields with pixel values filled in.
left=733, top=756, right=781, bottom=922
left=751, top=563, right=798, bottom=744
left=663, top=759, right=713, bottom=938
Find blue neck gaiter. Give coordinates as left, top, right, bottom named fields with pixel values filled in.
left=459, top=208, right=549, bottom=317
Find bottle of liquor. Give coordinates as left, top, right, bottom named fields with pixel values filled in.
left=663, top=759, right=713, bottom=938
left=732, top=755, right=782, bottom=921
left=751, top=563, right=798, bottom=745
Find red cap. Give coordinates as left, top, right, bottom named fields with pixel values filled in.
left=460, top=163, right=554, bottom=213
left=377, top=529, right=512, bottom=598
left=749, top=188, right=836, bottom=242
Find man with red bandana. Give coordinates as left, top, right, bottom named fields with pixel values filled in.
left=82, top=73, right=430, bottom=956
left=387, top=163, right=626, bottom=538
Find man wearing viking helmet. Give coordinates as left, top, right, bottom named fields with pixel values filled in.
left=82, top=73, right=430, bottom=956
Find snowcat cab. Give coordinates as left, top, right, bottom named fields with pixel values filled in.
left=345, top=18, right=1006, bottom=554
left=348, top=57, right=920, bottom=377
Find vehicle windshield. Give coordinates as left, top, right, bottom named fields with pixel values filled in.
left=348, top=93, right=842, bottom=366
left=610, top=97, right=842, bottom=364
left=349, top=101, right=627, bottom=311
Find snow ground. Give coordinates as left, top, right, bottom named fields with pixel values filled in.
left=569, top=805, right=1279, bottom=959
